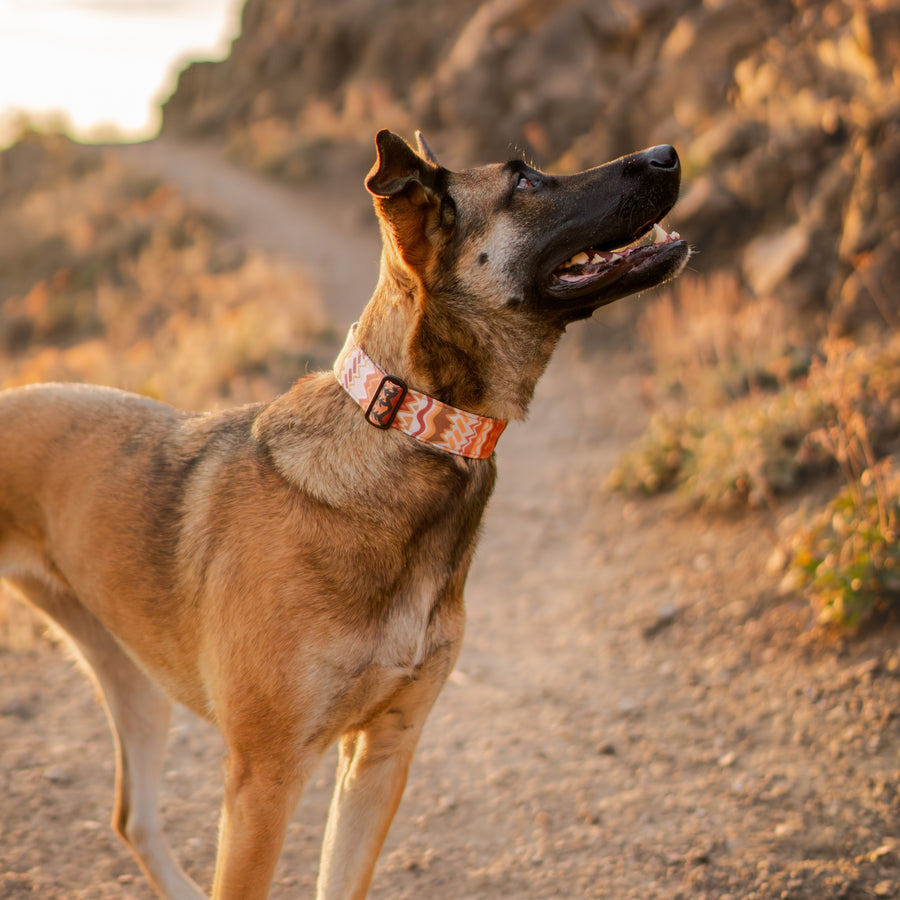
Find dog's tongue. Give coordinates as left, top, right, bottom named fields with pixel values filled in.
left=556, top=223, right=681, bottom=283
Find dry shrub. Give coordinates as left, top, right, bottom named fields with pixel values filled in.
left=613, top=315, right=900, bottom=629
left=782, top=341, right=900, bottom=628
left=607, top=378, right=828, bottom=509
left=611, top=308, right=900, bottom=514
left=637, top=271, right=806, bottom=407
left=610, top=271, right=815, bottom=507
left=0, top=137, right=332, bottom=410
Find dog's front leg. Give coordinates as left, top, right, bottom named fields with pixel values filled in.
left=210, top=746, right=315, bottom=900
left=315, top=652, right=458, bottom=900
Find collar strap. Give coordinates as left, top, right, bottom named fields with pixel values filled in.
left=333, top=326, right=507, bottom=459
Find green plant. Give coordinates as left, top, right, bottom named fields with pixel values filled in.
left=784, top=342, right=900, bottom=627
left=788, top=458, right=900, bottom=627
left=605, top=410, right=694, bottom=495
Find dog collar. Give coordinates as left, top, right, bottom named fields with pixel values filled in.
left=333, top=326, right=507, bottom=459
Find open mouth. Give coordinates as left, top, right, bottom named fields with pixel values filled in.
left=554, top=223, right=681, bottom=283
left=544, top=221, right=690, bottom=309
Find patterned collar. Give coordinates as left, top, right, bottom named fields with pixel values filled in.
left=333, top=325, right=507, bottom=459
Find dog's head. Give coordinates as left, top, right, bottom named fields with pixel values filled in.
left=366, top=129, right=689, bottom=323
left=362, top=130, right=690, bottom=418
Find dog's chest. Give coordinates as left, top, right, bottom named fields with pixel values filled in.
left=378, top=572, right=443, bottom=673
left=330, top=573, right=457, bottom=732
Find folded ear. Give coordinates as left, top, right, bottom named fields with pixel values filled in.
left=366, top=130, right=445, bottom=272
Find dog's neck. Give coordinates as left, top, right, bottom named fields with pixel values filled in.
left=333, top=325, right=507, bottom=459
left=355, top=260, right=562, bottom=423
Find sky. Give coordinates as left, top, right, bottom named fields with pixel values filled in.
left=0, top=0, right=243, bottom=145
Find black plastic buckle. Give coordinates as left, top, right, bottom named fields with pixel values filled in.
left=365, top=374, right=408, bottom=429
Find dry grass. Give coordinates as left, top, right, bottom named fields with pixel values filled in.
left=636, top=271, right=809, bottom=407
left=609, top=272, right=817, bottom=508
left=0, top=137, right=332, bottom=410
left=612, top=269, right=900, bottom=628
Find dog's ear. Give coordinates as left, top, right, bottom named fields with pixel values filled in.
left=366, top=129, right=439, bottom=204
left=366, top=130, right=445, bottom=272
left=415, top=131, right=440, bottom=167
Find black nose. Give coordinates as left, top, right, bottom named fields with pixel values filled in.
left=646, top=144, right=679, bottom=170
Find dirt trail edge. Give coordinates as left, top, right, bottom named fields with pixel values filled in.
left=110, top=138, right=381, bottom=330
left=1, top=139, right=899, bottom=900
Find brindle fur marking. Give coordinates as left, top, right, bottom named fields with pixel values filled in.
left=0, top=130, right=689, bottom=900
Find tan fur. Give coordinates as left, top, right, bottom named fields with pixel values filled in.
left=0, top=130, right=688, bottom=899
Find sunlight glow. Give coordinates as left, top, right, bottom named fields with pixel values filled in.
left=0, top=0, right=242, bottom=145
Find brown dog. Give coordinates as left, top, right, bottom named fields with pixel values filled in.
left=0, top=130, right=689, bottom=899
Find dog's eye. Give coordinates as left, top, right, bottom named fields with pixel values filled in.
left=515, top=174, right=536, bottom=191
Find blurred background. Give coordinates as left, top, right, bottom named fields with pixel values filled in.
left=2, top=2, right=900, bottom=898
left=0, top=0, right=242, bottom=143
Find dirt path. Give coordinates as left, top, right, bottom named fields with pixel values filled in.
left=110, top=138, right=380, bottom=330
left=2, top=139, right=899, bottom=900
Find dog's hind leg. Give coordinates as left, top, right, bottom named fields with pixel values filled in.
left=10, top=574, right=206, bottom=900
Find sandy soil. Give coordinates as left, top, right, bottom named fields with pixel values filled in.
left=1, top=140, right=899, bottom=900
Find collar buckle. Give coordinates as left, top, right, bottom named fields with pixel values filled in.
left=364, top=374, right=408, bottom=429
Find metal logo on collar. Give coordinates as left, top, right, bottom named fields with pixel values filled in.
left=364, top=374, right=408, bottom=429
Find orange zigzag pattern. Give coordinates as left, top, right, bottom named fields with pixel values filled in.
left=333, top=326, right=506, bottom=459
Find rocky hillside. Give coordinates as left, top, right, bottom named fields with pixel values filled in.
left=162, top=0, right=900, bottom=332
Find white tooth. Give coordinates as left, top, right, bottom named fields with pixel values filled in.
left=653, top=223, right=668, bottom=244
left=569, top=251, right=590, bottom=266
left=591, top=252, right=603, bottom=263
left=610, top=252, right=623, bottom=261
left=670, top=230, right=681, bottom=241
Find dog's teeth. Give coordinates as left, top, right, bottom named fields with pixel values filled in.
left=652, top=223, right=668, bottom=244
left=569, top=251, right=590, bottom=267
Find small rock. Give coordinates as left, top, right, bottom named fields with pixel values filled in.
left=43, top=764, right=72, bottom=785
left=718, top=751, right=737, bottom=768
left=435, top=794, right=457, bottom=813
left=643, top=603, right=679, bottom=638
left=874, top=881, right=894, bottom=897
left=871, top=840, right=897, bottom=861
left=852, top=658, right=881, bottom=681
left=0, top=697, right=34, bottom=720
left=765, top=545, right=788, bottom=576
